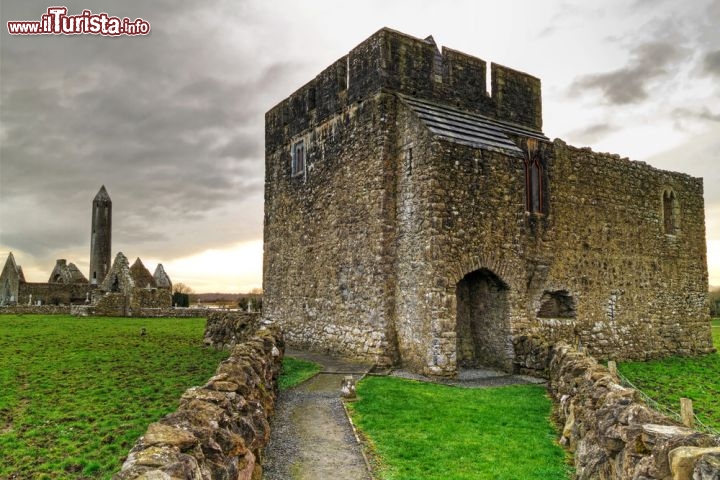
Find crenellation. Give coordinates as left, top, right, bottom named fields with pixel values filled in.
left=491, top=62, right=542, bottom=129
left=266, top=28, right=545, bottom=156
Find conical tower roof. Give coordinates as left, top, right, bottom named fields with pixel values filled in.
left=130, top=257, right=156, bottom=288
left=93, top=185, right=111, bottom=204
left=153, top=264, right=172, bottom=290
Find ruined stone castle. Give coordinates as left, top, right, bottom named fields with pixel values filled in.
left=263, top=28, right=713, bottom=375
left=1, top=186, right=172, bottom=313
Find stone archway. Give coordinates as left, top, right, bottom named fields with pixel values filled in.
left=456, top=268, right=511, bottom=370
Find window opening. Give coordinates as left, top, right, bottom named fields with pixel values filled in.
left=291, top=140, right=305, bottom=177
left=525, top=138, right=544, bottom=214
left=663, top=190, right=678, bottom=235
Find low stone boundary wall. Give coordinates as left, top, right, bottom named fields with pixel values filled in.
left=0, top=305, right=72, bottom=315
left=203, top=311, right=262, bottom=349
left=546, top=341, right=720, bottom=480
left=71, top=305, right=212, bottom=318
left=113, top=326, right=284, bottom=480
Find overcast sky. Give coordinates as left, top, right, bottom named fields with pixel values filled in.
left=1, top=0, right=719, bottom=292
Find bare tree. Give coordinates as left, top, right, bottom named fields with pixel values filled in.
left=173, top=283, right=195, bottom=295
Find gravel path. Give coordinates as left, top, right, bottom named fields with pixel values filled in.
left=262, top=350, right=373, bottom=480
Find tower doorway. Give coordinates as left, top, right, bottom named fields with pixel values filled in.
left=456, top=269, right=511, bottom=370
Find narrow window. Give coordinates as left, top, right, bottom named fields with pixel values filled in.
left=525, top=138, right=544, bottom=213
left=404, top=147, right=413, bottom=176
left=291, top=140, right=305, bottom=177
left=663, top=189, right=678, bottom=235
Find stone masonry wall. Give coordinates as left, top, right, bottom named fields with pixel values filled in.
left=265, top=28, right=542, bottom=155
left=392, top=123, right=712, bottom=374
left=543, top=140, right=713, bottom=360
left=203, top=311, right=262, bottom=349
left=546, top=341, right=720, bottom=480
left=17, top=282, right=93, bottom=305
left=92, top=292, right=129, bottom=316
left=393, top=100, right=532, bottom=374
left=71, top=305, right=212, bottom=318
left=84, top=289, right=173, bottom=317
left=130, top=288, right=172, bottom=311
left=264, top=90, right=399, bottom=365
left=0, top=305, right=72, bottom=315
left=114, top=327, right=283, bottom=480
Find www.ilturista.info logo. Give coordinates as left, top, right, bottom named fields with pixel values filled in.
left=7, top=7, right=151, bottom=36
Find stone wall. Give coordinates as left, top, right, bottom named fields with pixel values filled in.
left=203, top=311, right=262, bottom=349
left=540, top=141, right=713, bottom=361
left=130, top=288, right=172, bottom=311
left=0, top=305, right=72, bottom=315
left=113, top=327, right=283, bottom=480
left=264, top=88, right=399, bottom=366
left=545, top=341, right=720, bottom=479
left=72, top=304, right=212, bottom=318
left=81, top=289, right=173, bottom=316
left=17, top=282, right=93, bottom=305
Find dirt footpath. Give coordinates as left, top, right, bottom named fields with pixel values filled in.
left=262, top=350, right=373, bottom=480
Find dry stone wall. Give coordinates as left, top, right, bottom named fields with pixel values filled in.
left=0, top=305, right=72, bottom=315
left=113, top=327, right=283, bottom=480
left=545, top=341, right=720, bottom=479
left=203, top=311, right=262, bottom=349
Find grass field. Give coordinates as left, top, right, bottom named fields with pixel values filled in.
left=278, top=356, right=321, bottom=390
left=348, top=377, right=571, bottom=480
left=618, top=318, right=720, bottom=430
left=0, top=315, right=229, bottom=479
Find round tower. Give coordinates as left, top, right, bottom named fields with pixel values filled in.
left=89, top=185, right=112, bottom=285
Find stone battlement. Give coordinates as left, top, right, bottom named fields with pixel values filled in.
left=266, top=27, right=542, bottom=151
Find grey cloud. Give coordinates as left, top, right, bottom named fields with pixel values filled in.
left=673, top=107, right=720, bottom=123
left=570, top=41, right=687, bottom=105
left=567, top=122, right=619, bottom=144
left=0, top=0, right=279, bottom=262
left=702, top=50, right=720, bottom=77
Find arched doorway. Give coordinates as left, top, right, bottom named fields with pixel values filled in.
left=456, top=269, right=511, bottom=370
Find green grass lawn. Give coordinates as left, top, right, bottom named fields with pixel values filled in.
left=618, top=318, right=720, bottom=430
left=278, top=356, right=321, bottom=390
left=348, top=377, right=571, bottom=480
left=0, top=315, right=229, bottom=479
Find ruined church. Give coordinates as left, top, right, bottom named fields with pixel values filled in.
left=263, top=28, right=713, bottom=376
left=1, top=186, right=173, bottom=313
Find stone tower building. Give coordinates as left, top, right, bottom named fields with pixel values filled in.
left=89, top=185, right=112, bottom=285
left=263, top=28, right=713, bottom=376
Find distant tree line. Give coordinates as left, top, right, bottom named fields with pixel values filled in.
left=710, top=287, right=720, bottom=317
left=238, top=294, right=262, bottom=312
left=172, top=283, right=194, bottom=307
